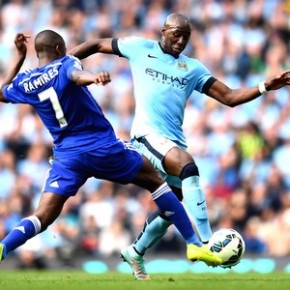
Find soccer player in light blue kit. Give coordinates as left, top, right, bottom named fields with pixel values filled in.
left=0, top=30, right=223, bottom=269
left=70, top=13, right=290, bottom=280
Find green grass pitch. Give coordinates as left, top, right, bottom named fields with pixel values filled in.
left=0, top=271, right=290, bottom=290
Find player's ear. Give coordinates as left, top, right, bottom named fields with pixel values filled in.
left=55, top=44, right=66, bottom=56
left=55, top=44, right=60, bottom=53
left=161, top=27, right=167, bottom=37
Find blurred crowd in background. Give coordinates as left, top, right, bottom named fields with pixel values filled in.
left=0, top=0, right=290, bottom=269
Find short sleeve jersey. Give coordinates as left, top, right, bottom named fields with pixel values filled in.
left=3, top=55, right=117, bottom=156
left=114, top=37, right=212, bottom=148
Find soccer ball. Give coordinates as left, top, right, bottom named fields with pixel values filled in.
left=208, top=228, right=245, bottom=268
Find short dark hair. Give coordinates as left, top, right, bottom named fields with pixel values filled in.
left=35, top=30, right=65, bottom=54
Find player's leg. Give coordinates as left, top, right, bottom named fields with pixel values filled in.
left=120, top=210, right=172, bottom=280
left=120, top=136, right=214, bottom=279
left=89, top=140, right=221, bottom=279
left=134, top=160, right=212, bottom=246
left=0, top=154, right=86, bottom=262
left=0, top=192, right=68, bottom=261
left=132, top=135, right=211, bottom=243
left=132, top=154, right=201, bottom=246
left=95, top=139, right=200, bottom=246
left=130, top=186, right=181, bottom=256
left=132, top=155, right=221, bottom=266
left=163, top=147, right=212, bottom=243
left=126, top=136, right=178, bottom=260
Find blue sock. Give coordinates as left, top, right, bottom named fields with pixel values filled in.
left=1, top=216, right=41, bottom=258
left=151, top=183, right=201, bottom=246
left=134, top=212, right=172, bottom=255
left=182, top=176, right=212, bottom=242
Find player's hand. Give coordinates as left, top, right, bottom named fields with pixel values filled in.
left=94, top=71, right=111, bottom=86
left=14, top=33, right=30, bottom=56
left=265, top=70, right=290, bottom=91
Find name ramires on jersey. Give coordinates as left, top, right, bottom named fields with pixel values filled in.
left=145, top=68, right=189, bottom=88
left=23, top=67, right=59, bottom=92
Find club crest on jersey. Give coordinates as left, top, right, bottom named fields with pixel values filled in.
left=177, top=61, right=188, bottom=71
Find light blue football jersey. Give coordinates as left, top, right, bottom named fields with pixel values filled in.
left=115, top=36, right=213, bottom=148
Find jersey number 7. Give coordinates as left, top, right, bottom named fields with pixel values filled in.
left=38, top=87, right=68, bottom=128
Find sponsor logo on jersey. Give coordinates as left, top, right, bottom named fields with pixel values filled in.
left=145, top=68, right=189, bottom=88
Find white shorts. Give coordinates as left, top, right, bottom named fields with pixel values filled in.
left=132, top=134, right=182, bottom=188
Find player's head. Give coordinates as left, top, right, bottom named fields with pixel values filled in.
left=160, top=13, right=191, bottom=58
left=35, top=30, right=66, bottom=61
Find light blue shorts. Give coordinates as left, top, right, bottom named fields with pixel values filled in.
left=132, top=134, right=182, bottom=189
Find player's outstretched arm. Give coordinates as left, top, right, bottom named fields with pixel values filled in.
left=207, top=70, right=290, bottom=107
left=0, top=33, right=29, bottom=102
left=69, top=38, right=114, bottom=60
left=71, top=70, right=111, bottom=86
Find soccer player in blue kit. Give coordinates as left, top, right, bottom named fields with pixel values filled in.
left=70, top=13, right=290, bottom=279
left=0, top=30, right=223, bottom=269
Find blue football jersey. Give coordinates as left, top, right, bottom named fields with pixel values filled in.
left=114, top=37, right=213, bottom=148
left=3, top=55, right=117, bottom=157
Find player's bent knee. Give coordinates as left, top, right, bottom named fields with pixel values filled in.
left=180, top=162, right=199, bottom=180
